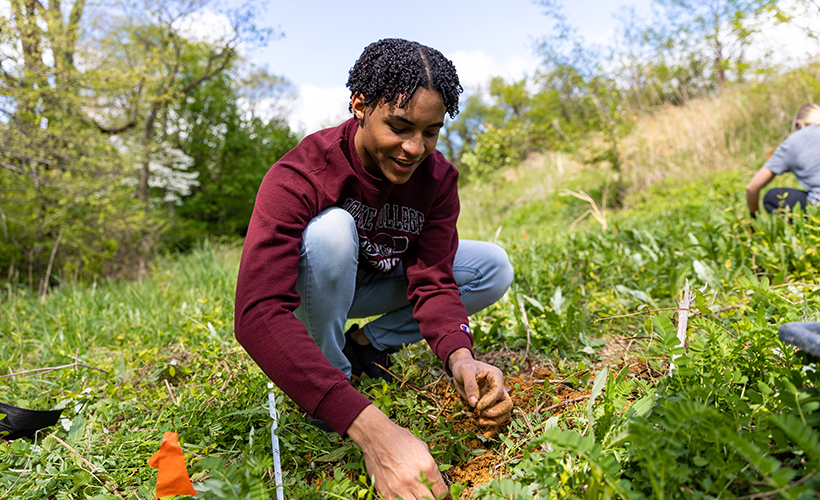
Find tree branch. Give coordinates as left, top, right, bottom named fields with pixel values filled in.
left=734, top=470, right=818, bottom=500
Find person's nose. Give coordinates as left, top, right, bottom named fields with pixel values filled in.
left=402, top=133, right=424, bottom=159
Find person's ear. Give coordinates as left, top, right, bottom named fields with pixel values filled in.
left=351, top=93, right=368, bottom=122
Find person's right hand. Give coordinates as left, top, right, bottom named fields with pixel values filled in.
left=346, top=405, right=450, bottom=500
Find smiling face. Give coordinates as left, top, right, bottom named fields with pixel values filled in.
left=352, top=87, right=447, bottom=185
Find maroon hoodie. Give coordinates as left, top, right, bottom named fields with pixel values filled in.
left=234, top=118, right=474, bottom=435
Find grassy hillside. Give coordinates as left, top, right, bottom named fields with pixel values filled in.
left=459, top=63, right=820, bottom=241
left=2, top=68, right=820, bottom=499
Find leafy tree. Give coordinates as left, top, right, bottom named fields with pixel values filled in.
left=87, top=0, right=274, bottom=202
left=607, top=6, right=714, bottom=107
left=0, top=0, right=282, bottom=289
left=444, top=77, right=566, bottom=181
left=0, top=0, right=157, bottom=290
left=237, top=64, right=297, bottom=123
left=169, top=67, right=299, bottom=245
left=533, top=0, right=633, bottom=173
left=648, top=0, right=779, bottom=91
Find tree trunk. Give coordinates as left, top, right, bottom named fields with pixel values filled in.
left=713, top=9, right=726, bottom=91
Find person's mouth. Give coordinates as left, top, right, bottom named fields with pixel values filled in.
left=392, top=158, right=417, bottom=170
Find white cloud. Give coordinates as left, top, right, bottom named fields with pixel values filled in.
left=288, top=84, right=351, bottom=136
left=173, top=8, right=235, bottom=45
left=449, top=50, right=541, bottom=89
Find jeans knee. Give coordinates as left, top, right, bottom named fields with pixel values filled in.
left=487, top=244, right=514, bottom=297
left=456, top=241, right=514, bottom=314
left=763, top=189, right=780, bottom=213
left=302, top=208, right=359, bottom=283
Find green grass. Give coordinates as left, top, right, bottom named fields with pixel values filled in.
left=3, top=172, right=820, bottom=499
left=458, top=151, right=612, bottom=242
left=4, top=66, right=820, bottom=497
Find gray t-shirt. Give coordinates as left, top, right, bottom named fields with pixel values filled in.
left=763, top=124, right=820, bottom=204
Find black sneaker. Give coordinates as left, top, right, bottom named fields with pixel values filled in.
left=306, top=415, right=334, bottom=433
left=342, top=324, right=363, bottom=378
left=342, top=324, right=395, bottom=382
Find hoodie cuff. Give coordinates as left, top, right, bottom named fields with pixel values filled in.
left=437, top=332, right=475, bottom=376
left=313, top=380, right=372, bottom=437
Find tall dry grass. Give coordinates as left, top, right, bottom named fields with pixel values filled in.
left=458, top=63, right=820, bottom=237
left=457, top=152, right=590, bottom=238
left=619, top=63, right=820, bottom=199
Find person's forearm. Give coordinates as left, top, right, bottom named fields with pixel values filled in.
left=746, top=167, right=775, bottom=217
left=746, top=188, right=760, bottom=216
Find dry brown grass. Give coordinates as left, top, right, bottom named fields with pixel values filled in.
left=457, top=151, right=588, bottom=238
left=621, top=97, right=741, bottom=189
left=618, top=63, right=820, bottom=199
left=457, top=63, right=820, bottom=236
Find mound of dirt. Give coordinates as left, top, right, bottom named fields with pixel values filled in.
left=432, top=366, right=597, bottom=498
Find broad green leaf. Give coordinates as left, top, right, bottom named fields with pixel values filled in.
left=522, top=295, right=545, bottom=311
left=693, top=289, right=710, bottom=315
left=315, top=445, right=353, bottom=463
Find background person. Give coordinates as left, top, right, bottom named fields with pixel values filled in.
left=746, top=103, right=820, bottom=217
left=234, top=38, right=514, bottom=500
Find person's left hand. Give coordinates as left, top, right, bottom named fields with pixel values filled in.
left=448, top=348, right=513, bottom=426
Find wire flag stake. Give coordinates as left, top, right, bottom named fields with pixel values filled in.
left=268, top=383, right=285, bottom=500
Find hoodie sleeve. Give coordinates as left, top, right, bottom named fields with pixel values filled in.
left=402, top=166, right=474, bottom=373
left=234, top=162, right=370, bottom=436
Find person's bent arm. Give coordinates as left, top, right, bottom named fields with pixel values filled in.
left=746, top=167, right=776, bottom=217
left=346, top=405, right=450, bottom=500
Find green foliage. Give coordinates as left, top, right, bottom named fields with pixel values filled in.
left=169, top=68, right=299, bottom=246
left=447, top=77, right=569, bottom=181
left=0, top=0, right=167, bottom=287
left=462, top=169, right=820, bottom=498
left=0, top=0, right=290, bottom=287
left=4, top=168, right=820, bottom=498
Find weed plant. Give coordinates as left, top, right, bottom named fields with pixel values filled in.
left=468, top=171, right=820, bottom=498
left=2, top=170, right=820, bottom=498
left=4, top=67, right=820, bottom=496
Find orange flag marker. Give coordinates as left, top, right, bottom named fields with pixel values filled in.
left=148, top=431, right=197, bottom=498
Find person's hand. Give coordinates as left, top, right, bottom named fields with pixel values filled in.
left=347, top=405, right=450, bottom=500
left=448, top=348, right=513, bottom=427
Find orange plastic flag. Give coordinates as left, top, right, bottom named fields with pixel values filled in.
left=148, top=431, right=197, bottom=498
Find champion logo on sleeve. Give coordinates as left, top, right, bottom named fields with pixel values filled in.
left=460, top=324, right=471, bottom=334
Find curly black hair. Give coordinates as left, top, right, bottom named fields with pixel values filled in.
left=347, top=38, right=462, bottom=119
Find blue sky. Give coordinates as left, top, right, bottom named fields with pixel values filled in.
left=0, top=0, right=651, bottom=132
left=242, top=0, right=653, bottom=133
left=2, top=0, right=816, bottom=132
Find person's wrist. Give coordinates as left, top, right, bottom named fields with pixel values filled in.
left=448, top=347, right=473, bottom=373
left=347, top=405, right=390, bottom=451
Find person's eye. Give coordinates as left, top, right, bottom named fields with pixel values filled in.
left=424, top=130, right=439, bottom=138
left=389, top=125, right=406, bottom=133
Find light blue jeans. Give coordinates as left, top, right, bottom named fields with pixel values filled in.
left=293, top=207, right=513, bottom=377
